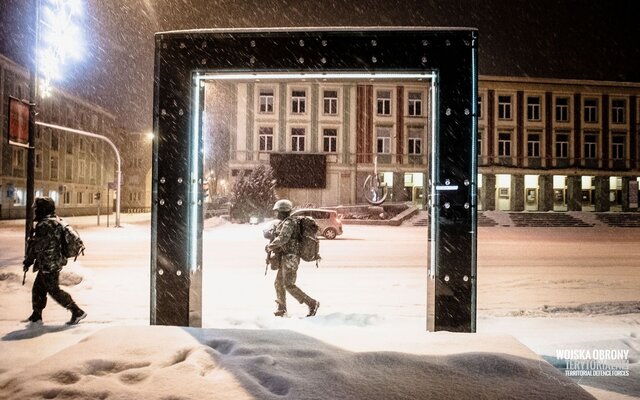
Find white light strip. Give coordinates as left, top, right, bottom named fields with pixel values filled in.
left=190, top=76, right=201, bottom=273
left=199, top=72, right=436, bottom=81
left=435, top=185, right=459, bottom=191
left=429, top=77, right=438, bottom=279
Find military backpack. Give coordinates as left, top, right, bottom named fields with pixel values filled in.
left=52, top=218, right=86, bottom=261
left=292, top=216, right=321, bottom=265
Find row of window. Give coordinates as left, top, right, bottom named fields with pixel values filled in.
left=484, top=131, right=629, bottom=160
left=35, top=130, right=100, bottom=155
left=3, top=77, right=104, bottom=133
left=258, top=87, right=425, bottom=117
left=479, top=95, right=629, bottom=124
left=11, top=148, right=98, bottom=180
left=257, top=126, right=425, bottom=155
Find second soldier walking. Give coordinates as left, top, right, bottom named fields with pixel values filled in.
left=265, top=199, right=320, bottom=317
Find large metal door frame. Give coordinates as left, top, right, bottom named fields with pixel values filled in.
left=151, top=27, right=478, bottom=331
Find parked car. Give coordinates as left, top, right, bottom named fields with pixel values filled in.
left=291, top=209, right=343, bottom=240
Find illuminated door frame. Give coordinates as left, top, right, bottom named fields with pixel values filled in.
left=151, top=28, right=478, bottom=332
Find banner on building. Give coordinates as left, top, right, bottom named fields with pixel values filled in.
left=629, top=180, right=638, bottom=209
left=7, top=97, right=30, bottom=148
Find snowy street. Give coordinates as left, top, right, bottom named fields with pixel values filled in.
left=0, top=215, right=639, bottom=399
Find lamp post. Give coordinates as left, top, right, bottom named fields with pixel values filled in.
left=25, top=0, right=83, bottom=240
left=25, top=0, right=40, bottom=242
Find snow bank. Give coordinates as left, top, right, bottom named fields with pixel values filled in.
left=0, top=326, right=594, bottom=400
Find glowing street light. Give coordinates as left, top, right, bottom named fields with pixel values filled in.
left=38, top=0, right=84, bottom=97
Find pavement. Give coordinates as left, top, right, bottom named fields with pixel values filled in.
left=3, top=210, right=640, bottom=231
left=0, top=213, right=152, bottom=230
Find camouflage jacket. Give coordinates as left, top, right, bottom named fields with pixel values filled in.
left=266, top=217, right=300, bottom=256
left=24, top=215, right=68, bottom=272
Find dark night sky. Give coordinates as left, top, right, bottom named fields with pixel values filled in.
left=1, top=0, right=639, bottom=134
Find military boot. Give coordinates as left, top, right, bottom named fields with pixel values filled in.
left=274, top=301, right=287, bottom=317
left=306, top=300, right=320, bottom=317
left=22, top=310, right=43, bottom=324
left=66, top=305, right=87, bottom=325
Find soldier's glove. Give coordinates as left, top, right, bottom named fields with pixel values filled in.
left=22, top=261, right=30, bottom=273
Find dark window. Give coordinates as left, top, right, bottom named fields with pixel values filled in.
left=498, top=96, right=511, bottom=119
left=498, top=132, right=511, bottom=156
left=555, top=97, right=569, bottom=122
left=527, top=96, right=541, bottom=121
left=377, top=90, right=391, bottom=115
left=584, top=99, right=598, bottom=123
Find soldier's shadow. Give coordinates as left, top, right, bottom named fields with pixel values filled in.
left=2, top=324, right=77, bottom=341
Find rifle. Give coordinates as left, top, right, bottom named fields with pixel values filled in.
left=22, top=270, right=26, bottom=286
left=265, top=250, right=271, bottom=275
left=263, top=226, right=276, bottom=275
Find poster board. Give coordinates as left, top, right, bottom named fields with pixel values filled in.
left=7, top=96, right=30, bottom=148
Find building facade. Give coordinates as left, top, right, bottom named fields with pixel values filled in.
left=0, top=55, right=118, bottom=219
left=119, top=131, right=152, bottom=213
left=3, top=51, right=638, bottom=219
left=204, top=76, right=640, bottom=212
left=204, top=80, right=431, bottom=208
left=478, top=76, right=640, bottom=212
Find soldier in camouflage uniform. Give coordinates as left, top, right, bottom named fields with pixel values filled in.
left=266, top=199, right=320, bottom=317
left=22, top=197, right=86, bottom=325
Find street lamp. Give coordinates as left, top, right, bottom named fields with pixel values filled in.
left=26, top=0, right=83, bottom=240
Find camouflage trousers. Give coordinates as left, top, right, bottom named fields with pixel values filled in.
left=274, top=253, right=315, bottom=310
left=32, top=270, right=79, bottom=312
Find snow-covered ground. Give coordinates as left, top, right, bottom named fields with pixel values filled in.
left=0, top=214, right=638, bottom=399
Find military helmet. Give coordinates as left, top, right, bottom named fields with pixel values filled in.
left=273, top=199, right=293, bottom=212
left=34, top=197, right=56, bottom=219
